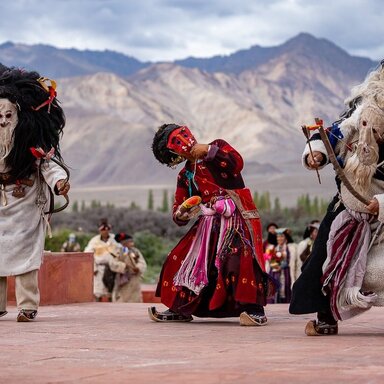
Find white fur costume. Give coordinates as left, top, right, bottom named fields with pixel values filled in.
left=302, top=63, right=384, bottom=318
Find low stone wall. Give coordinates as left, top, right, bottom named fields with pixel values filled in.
left=7, top=253, right=161, bottom=305
left=7, top=252, right=94, bottom=305
left=141, top=284, right=161, bottom=303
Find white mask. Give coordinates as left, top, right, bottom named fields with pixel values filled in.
left=0, top=98, right=18, bottom=160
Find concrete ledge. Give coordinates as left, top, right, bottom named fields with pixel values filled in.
left=141, top=284, right=161, bottom=303
left=7, top=251, right=94, bottom=305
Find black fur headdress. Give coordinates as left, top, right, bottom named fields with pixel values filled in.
left=0, top=65, right=65, bottom=179
left=151, top=123, right=185, bottom=166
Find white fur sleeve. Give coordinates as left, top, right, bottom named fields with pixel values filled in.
left=302, top=139, right=329, bottom=170
left=40, top=159, right=67, bottom=192
left=374, top=194, right=384, bottom=223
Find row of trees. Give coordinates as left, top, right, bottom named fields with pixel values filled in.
left=253, top=191, right=329, bottom=218
left=71, top=189, right=330, bottom=218
left=48, top=190, right=331, bottom=283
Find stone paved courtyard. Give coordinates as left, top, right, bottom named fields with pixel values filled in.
left=1, top=303, right=384, bottom=383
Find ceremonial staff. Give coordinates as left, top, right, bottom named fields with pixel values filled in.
left=301, top=125, right=321, bottom=184
left=302, top=118, right=370, bottom=206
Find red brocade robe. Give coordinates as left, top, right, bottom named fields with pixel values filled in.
left=156, top=139, right=272, bottom=317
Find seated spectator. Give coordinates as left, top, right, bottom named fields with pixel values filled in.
left=60, top=233, right=81, bottom=252
left=113, top=233, right=147, bottom=303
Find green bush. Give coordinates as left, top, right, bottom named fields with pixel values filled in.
left=143, top=264, right=162, bottom=284
left=134, top=229, right=177, bottom=266
left=45, top=230, right=92, bottom=252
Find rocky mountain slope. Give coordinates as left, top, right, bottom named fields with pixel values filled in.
left=0, top=34, right=379, bottom=206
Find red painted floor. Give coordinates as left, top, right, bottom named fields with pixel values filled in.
left=1, top=303, right=384, bottom=383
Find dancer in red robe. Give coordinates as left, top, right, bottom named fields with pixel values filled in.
left=149, top=124, right=274, bottom=325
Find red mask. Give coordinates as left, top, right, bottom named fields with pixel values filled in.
left=167, top=126, right=196, bottom=155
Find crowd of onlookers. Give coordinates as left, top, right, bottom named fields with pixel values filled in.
left=61, top=218, right=147, bottom=303
left=60, top=217, right=318, bottom=305
left=263, top=221, right=319, bottom=303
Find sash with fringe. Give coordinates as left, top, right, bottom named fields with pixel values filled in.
left=321, top=209, right=377, bottom=320
left=173, top=199, right=237, bottom=295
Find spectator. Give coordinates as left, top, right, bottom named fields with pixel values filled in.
left=84, top=219, right=125, bottom=302
left=267, top=228, right=297, bottom=303
left=301, top=220, right=320, bottom=240
left=290, top=223, right=319, bottom=287
left=60, top=233, right=81, bottom=252
left=298, top=222, right=320, bottom=263
left=113, top=233, right=147, bottom=302
left=263, top=222, right=278, bottom=251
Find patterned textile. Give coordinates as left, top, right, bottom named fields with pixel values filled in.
left=156, top=139, right=274, bottom=317
left=321, top=209, right=375, bottom=320
left=173, top=200, right=237, bottom=295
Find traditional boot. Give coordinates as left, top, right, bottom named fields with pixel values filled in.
left=305, top=320, right=338, bottom=335
left=239, top=312, right=268, bottom=326
left=305, top=309, right=338, bottom=335
left=17, top=309, right=38, bottom=322
left=148, top=307, right=193, bottom=322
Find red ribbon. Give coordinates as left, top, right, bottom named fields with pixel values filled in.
left=32, top=86, right=57, bottom=112
left=30, top=147, right=55, bottom=160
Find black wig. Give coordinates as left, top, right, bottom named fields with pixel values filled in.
left=151, top=123, right=183, bottom=166
left=0, top=67, right=65, bottom=179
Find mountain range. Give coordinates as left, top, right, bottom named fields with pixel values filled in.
left=0, top=33, right=379, bottom=207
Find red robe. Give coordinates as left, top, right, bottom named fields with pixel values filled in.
left=156, top=139, right=273, bottom=317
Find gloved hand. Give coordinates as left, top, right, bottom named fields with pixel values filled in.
left=175, top=204, right=200, bottom=221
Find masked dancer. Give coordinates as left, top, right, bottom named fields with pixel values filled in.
left=149, top=124, right=275, bottom=326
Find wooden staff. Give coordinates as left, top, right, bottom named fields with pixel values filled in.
left=317, top=125, right=370, bottom=206
left=301, top=125, right=321, bottom=184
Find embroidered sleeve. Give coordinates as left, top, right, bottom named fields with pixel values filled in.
left=204, top=139, right=244, bottom=174
left=172, top=170, right=190, bottom=226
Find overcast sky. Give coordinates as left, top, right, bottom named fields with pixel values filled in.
left=1, top=0, right=383, bottom=62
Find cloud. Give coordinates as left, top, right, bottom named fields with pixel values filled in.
left=0, top=0, right=383, bottom=61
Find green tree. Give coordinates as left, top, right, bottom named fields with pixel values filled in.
left=147, top=189, right=154, bottom=211
left=311, top=196, right=319, bottom=217
left=258, top=193, right=266, bottom=211
left=130, top=201, right=140, bottom=209
left=320, top=198, right=329, bottom=214
left=273, top=197, right=281, bottom=214
left=253, top=191, right=259, bottom=207
left=296, top=195, right=304, bottom=210
left=265, top=191, right=271, bottom=212
left=258, top=191, right=271, bottom=212
left=90, top=200, right=101, bottom=209
left=72, top=200, right=79, bottom=213
left=159, top=189, right=169, bottom=212
left=304, top=194, right=311, bottom=215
